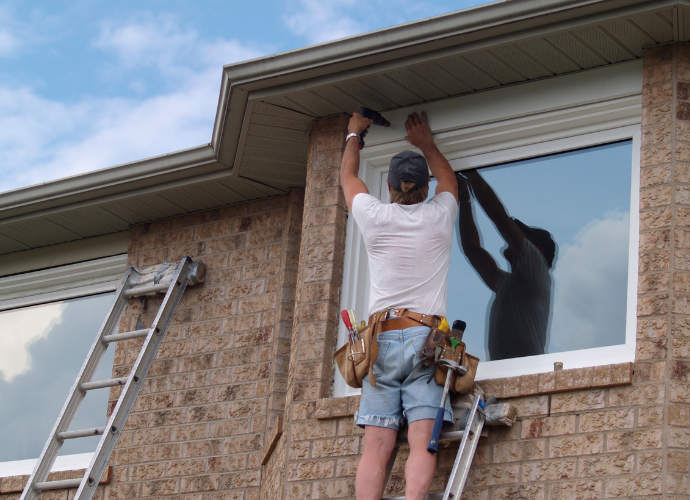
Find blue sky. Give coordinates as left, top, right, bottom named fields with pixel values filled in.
left=0, top=0, right=494, bottom=193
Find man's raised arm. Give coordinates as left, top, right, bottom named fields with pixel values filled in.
left=404, top=112, right=458, bottom=202
left=464, top=169, right=524, bottom=252
left=457, top=174, right=500, bottom=291
left=340, top=113, right=373, bottom=212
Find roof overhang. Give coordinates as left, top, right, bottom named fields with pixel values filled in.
left=0, top=0, right=683, bottom=257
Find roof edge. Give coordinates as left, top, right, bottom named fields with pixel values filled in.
left=0, top=144, right=219, bottom=218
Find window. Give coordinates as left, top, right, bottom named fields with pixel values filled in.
left=0, top=255, right=126, bottom=474
left=336, top=62, right=641, bottom=396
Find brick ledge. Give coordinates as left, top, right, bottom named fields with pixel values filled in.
left=314, top=362, right=633, bottom=420
left=0, top=466, right=112, bottom=494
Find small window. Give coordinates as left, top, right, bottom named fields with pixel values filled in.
left=0, top=293, right=115, bottom=462
left=0, top=254, right=126, bottom=473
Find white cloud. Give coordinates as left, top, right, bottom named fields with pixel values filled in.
left=0, top=29, right=18, bottom=56
left=548, top=212, right=630, bottom=353
left=0, top=17, right=266, bottom=192
left=283, top=0, right=362, bottom=44
left=0, top=5, right=21, bottom=57
left=0, top=302, right=66, bottom=382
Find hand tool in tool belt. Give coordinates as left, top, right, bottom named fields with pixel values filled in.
left=428, top=358, right=468, bottom=453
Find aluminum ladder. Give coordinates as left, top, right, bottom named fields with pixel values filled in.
left=383, top=395, right=485, bottom=500
left=20, top=257, right=205, bottom=500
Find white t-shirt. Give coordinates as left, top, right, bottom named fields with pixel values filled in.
left=351, top=191, right=458, bottom=317
left=487, top=240, right=551, bottom=360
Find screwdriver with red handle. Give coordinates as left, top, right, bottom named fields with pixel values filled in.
left=341, top=309, right=358, bottom=343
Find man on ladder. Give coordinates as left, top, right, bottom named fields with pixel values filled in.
left=340, top=110, right=459, bottom=500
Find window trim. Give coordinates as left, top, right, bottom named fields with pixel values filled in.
left=0, top=254, right=127, bottom=312
left=336, top=64, right=641, bottom=396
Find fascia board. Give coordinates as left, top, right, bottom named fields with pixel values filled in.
left=220, top=0, right=671, bottom=92
left=0, top=145, right=219, bottom=221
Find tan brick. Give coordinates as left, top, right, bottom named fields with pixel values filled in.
left=607, top=427, right=663, bottom=452
left=668, top=450, right=690, bottom=472
left=521, top=459, right=576, bottom=482
left=490, top=484, right=545, bottom=500
left=673, top=315, right=690, bottom=336
left=638, top=272, right=670, bottom=293
left=641, top=164, right=671, bottom=187
left=641, top=121, right=672, bottom=146
left=605, top=474, right=662, bottom=497
left=642, top=144, right=673, bottom=166
left=642, top=102, right=672, bottom=127
left=312, top=437, right=359, bottom=458
left=639, top=250, right=670, bottom=272
left=287, top=460, right=335, bottom=481
left=609, top=383, right=665, bottom=406
left=638, top=450, right=663, bottom=472
left=492, top=440, right=546, bottom=463
left=548, top=479, right=602, bottom=500
left=579, top=408, right=635, bottom=432
left=636, top=338, right=667, bottom=360
left=466, top=464, right=520, bottom=487
left=521, top=415, right=576, bottom=439
left=640, top=207, right=672, bottom=229
left=637, top=293, right=669, bottom=316
left=549, top=434, right=603, bottom=458
left=551, top=390, right=605, bottom=414
left=578, top=453, right=634, bottom=477
left=507, top=395, right=549, bottom=418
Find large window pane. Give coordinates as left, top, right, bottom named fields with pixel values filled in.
left=438, top=140, right=632, bottom=362
left=0, top=293, right=115, bottom=462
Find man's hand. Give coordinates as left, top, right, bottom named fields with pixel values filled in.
left=404, top=112, right=434, bottom=151
left=348, top=113, right=373, bottom=135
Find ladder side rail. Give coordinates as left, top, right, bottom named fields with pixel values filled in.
left=20, top=268, right=137, bottom=500
left=443, top=396, right=485, bottom=500
left=74, top=258, right=192, bottom=500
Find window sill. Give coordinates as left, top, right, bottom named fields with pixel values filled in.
left=320, top=362, right=633, bottom=420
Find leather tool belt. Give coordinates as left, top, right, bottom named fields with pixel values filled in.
left=334, top=307, right=478, bottom=394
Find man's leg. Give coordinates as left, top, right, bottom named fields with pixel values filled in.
left=355, top=425, right=398, bottom=500
left=405, top=419, right=437, bottom=500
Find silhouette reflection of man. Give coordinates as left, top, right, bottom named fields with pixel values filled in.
left=457, top=170, right=556, bottom=361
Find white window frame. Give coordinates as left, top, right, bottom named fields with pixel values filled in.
left=0, top=254, right=127, bottom=476
left=336, top=61, right=642, bottom=397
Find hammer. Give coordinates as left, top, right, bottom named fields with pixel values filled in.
left=428, top=358, right=467, bottom=453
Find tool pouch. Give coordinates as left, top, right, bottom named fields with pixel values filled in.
left=334, top=311, right=387, bottom=389
left=434, top=342, right=479, bottom=395
left=421, top=328, right=447, bottom=367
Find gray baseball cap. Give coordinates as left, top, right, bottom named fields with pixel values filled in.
left=388, top=151, right=429, bottom=191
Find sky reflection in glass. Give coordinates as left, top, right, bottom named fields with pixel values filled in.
left=432, top=140, right=633, bottom=362
left=0, top=293, right=115, bottom=462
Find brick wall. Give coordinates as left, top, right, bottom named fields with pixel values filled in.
left=106, top=190, right=303, bottom=500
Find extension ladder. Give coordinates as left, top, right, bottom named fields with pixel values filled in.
left=20, top=257, right=205, bottom=500
left=383, top=394, right=486, bottom=500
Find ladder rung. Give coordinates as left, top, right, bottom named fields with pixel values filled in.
left=80, top=377, right=128, bottom=391
left=102, top=329, right=150, bottom=343
left=57, top=427, right=106, bottom=440
left=34, top=479, right=82, bottom=491
left=383, top=495, right=444, bottom=500
left=396, top=430, right=465, bottom=446
left=124, top=282, right=172, bottom=297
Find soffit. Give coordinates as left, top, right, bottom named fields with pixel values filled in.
left=233, top=2, right=675, bottom=190
left=0, top=0, right=680, bottom=257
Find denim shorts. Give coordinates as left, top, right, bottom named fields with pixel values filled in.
left=355, top=326, right=454, bottom=431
